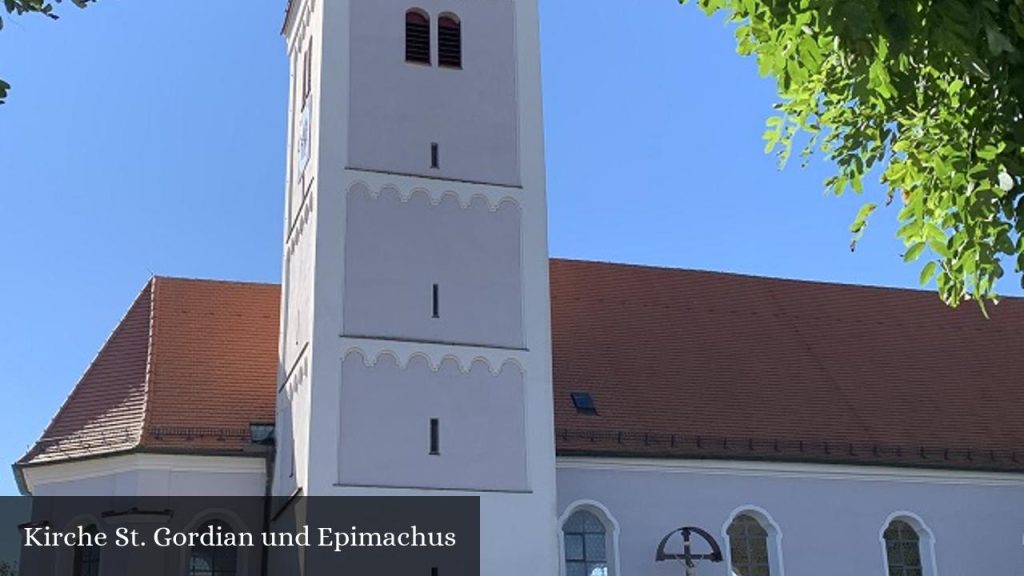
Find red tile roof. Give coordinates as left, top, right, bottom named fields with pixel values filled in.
left=551, top=260, right=1024, bottom=471
left=19, top=282, right=153, bottom=465
left=17, top=260, right=1024, bottom=473
left=18, top=277, right=279, bottom=466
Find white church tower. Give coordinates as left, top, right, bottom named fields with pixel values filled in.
left=277, top=0, right=558, bottom=573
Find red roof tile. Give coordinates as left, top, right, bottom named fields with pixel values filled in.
left=19, top=282, right=153, bottom=465
left=18, top=277, right=279, bottom=466
left=551, top=260, right=1024, bottom=471
left=18, top=260, right=1024, bottom=473
left=142, top=277, right=279, bottom=453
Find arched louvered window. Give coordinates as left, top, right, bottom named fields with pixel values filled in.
left=405, top=9, right=431, bottom=64
left=438, top=14, right=462, bottom=68
left=72, top=524, right=100, bottom=576
left=727, top=514, right=771, bottom=576
left=189, top=520, right=237, bottom=576
left=884, top=520, right=923, bottom=576
left=562, top=510, right=609, bottom=576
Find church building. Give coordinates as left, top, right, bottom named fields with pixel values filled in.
left=14, top=1, right=1024, bottom=575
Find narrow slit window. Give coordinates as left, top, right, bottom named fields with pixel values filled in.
left=429, top=418, right=440, bottom=455
left=302, top=37, right=313, bottom=103
left=438, top=15, right=462, bottom=68
left=406, top=10, right=431, bottom=64
left=430, top=143, right=440, bottom=169
left=432, top=283, right=440, bottom=318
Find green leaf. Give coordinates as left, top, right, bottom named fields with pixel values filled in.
left=850, top=202, right=878, bottom=233
left=986, top=26, right=1016, bottom=55
left=681, top=0, right=1023, bottom=308
left=904, top=242, right=926, bottom=263
left=919, top=261, right=938, bottom=285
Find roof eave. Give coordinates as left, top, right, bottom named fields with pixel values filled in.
left=555, top=448, right=1024, bottom=475
left=11, top=463, right=29, bottom=496
left=13, top=445, right=272, bottom=494
left=281, top=0, right=298, bottom=37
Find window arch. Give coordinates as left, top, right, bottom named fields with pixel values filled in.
left=722, top=507, right=784, bottom=576
left=558, top=501, right=620, bottom=576
left=72, top=524, right=100, bottom=576
left=405, top=9, right=431, bottom=64
left=881, top=513, right=937, bottom=576
left=437, top=14, right=462, bottom=68
left=189, top=520, right=237, bottom=576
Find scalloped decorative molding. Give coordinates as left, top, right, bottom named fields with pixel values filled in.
left=348, top=180, right=521, bottom=213
left=287, top=190, right=315, bottom=255
left=286, top=0, right=316, bottom=53
left=341, top=347, right=524, bottom=377
left=281, top=354, right=309, bottom=399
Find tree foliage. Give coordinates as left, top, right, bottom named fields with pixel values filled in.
left=1, top=0, right=96, bottom=104
left=684, top=0, right=1024, bottom=309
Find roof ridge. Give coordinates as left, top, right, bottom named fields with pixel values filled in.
left=138, top=276, right=160, bottom=451
left=550, top=289, right=1024, bottom=337
left=150, top=275, right=279, bottom=288
left=551, top=257, right=1024, bottom=303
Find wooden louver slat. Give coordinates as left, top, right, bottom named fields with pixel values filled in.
left=438, top=17, right=461, bottom=68
left=406, top=14, right=431, bottom=64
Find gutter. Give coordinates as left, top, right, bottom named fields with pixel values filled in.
left=260, top=442, right=275, bottom=576
left=11, top=463, right=30, bottom=496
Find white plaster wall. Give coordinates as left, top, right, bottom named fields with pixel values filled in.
left=348, top=0, right=519, bottom=186
left=283, top=206, right=314, bottom=371
left=317, top=484, right=561, bottom=576
left=273, top=391, right=299, bottom=497
left=279, top=0, right=327, bottom=500
left=338, top=351, right=527, bottom=491
left=556, top=459, right=1024, bottom=576
left=278, top=352, right=311, bottom=497
left=284, top=0, right=560, bottom=574
left=24, top=455, right=267, bottom=497
left=343, top=184, right=523, bottom=348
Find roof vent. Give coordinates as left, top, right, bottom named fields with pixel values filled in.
left=250, top=423, right=276, bottom=445
left=571, top=392, right=597, bottom=415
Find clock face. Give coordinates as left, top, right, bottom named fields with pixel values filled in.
left=298, top=96, right=312, bottom=171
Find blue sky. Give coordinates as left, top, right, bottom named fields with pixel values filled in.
left=0, top=1, right=1018, bottom=496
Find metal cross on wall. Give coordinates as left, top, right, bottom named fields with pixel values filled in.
left=655, top=526, right=723, bottom=576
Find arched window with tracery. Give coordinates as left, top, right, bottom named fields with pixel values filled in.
left=438, top=14, right=462, bottom=68
left=72, top=524, right=100, bottom=576
left=562, top=509, right=609, bottom=576
left=727, top=514, right=771, bottom=576
left=880, top=513, right=937, bottom=576
left=405, top=9, right=431, bottom=64
left=189, top=520, right=237, bottom=576
left=884, top=520, right=923, bottom=576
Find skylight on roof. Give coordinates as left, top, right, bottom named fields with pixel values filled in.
left=571, top=392, right=597, bottom=415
